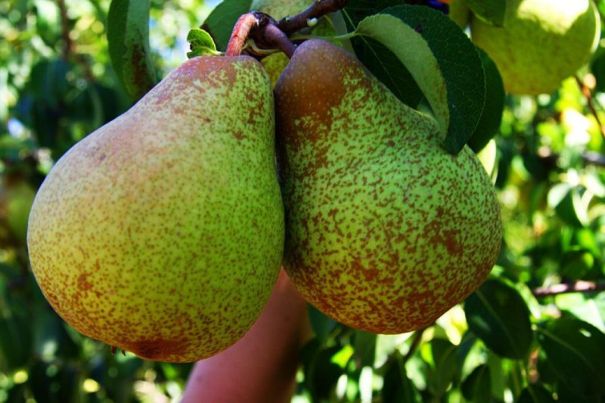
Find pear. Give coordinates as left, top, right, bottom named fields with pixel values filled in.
left=471, top=0, right=600, bottom=95
left=275, top=40, right=502, bottom=334
left=27, top=55, right=284, bottom=362
left=447, top=0, right=471, bottom=28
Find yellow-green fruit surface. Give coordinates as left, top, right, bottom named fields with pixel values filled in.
left=448, top=0, right=470, bottom=28
left=275, top=40, right=502, bottom=334
left=27, top=56, right=284, bottom=362
left=471, top=0, right=600, bottom=95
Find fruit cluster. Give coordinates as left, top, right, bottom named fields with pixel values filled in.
left=26, top=0, right=599, bottom=363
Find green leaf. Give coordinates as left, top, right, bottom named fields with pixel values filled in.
left=517, top=384, right=556, bottom=403
left=187, top=28, right=219, bottom=58
left=305, top=345, right=344, bottom=401
left=308, top=305, right=338, bottom=342
left=590, top=47, right=605, bottom=93
left=464, top=279, right=533, bottom=359
left=382, top=359, right=421, bottom=403
left=461, top=364, right=492, bottom=402
left=107, top=0, right=156, bottom=101
left=537, top=315, right=605, bottom=398
left=468, top=48, right=504, bottom=152
left=348, top=36, right=423, bottom=109
left=355, top=5, right=485, bottom=154
left=341, top=0, right=423, bottom=108
left=202, top=0, right=253, bottom=51
left=353, top=330, right=376, bottom=367
left=427, top=338, right=458, bottom=397
left=548, top=184, right=588, bottom=227
left=464, top=0, right=506, bottom=27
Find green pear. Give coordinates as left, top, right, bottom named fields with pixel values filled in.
left=471, top=0, right=600, bottom=95
left=275, top=40, right=502, bottom=334
left=448, top=0, right=471, bottom=28
left=27, top=55, right=284, bottom=362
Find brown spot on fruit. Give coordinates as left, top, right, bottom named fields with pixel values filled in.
left=77, top=272, right=93, bottom=291
left=128, top=338, right=189, bottom=361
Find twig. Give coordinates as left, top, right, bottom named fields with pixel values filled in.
left=56, top=0, right=73, bottom=60
left=582, top=151, right=605, bottom=167
left=402, top=326, right=428, bottom=364
left=277, top=0, right=348, bottom=35
left=532, top=280, right=605, bottom=297
left=575, top=75, right=605, bottom=140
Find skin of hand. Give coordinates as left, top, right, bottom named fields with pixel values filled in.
left=182, top=269, right=312, bottom=403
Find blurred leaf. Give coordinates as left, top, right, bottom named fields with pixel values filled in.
left=465, top=279, right=533, bottom=359
left=107, top=0, right=156, bottom=101
left=382, top=359, right=421, bottom=403
left=537, top=315, right=605, bottom=398
left=34, top=0, right=61, bottom=48
left=0, top=314, right=31, bottom=372
left=590, top=47, right=605, bottom=93
left=305, top=345, right=344, bottom=401
left=308, top=305, right=338, bottom=342
left=461, top=364, right=492, bottom=402
left=427, top=338, right=458, bottom=397
left=353, top=330, right=376, bottom=367
left=201, top=0, right=253, bottom=51
left=517, top=384, right=556, bottom=403
left=548, top=184, right=588, bottom=227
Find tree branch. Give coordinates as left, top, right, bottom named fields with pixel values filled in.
left=575, top=75, right=605, bottom=140
left=532, top=280, right=605, bottom=297
left=402, top=326, right=428, bottom=364
left=56, top=0, right=73, bottom=60
left=277, top=0, right=348, bottom=35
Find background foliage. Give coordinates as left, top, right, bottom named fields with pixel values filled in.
left=1, top=0, right=605, bottom=401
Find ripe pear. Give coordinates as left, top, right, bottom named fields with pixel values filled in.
left=27, top=55, right=284, bottom=362
left=275, top=40, right=502, bottom=334
left=471, top=0, right=600, bottom=95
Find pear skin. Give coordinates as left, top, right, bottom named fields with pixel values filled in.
left=275, top=40, right=502, bottom=334
left=27, top=55, right=284, bottom=362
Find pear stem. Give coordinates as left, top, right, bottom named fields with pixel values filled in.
left=226, top=13, right=260, bottom=56
left=226, top=12, right=297, bottom=58
left=225, top=0, right=349, bottom=58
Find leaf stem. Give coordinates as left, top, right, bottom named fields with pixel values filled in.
left=532, top=280, right=605, bottom=297
left=575, top=75, right=605, bottom=140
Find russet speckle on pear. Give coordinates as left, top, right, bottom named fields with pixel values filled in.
left=471, top=0, right=600, bottom=95
left=27, top=55, right=284, bottom=362
left=275, top=40, right=502, bottom=334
